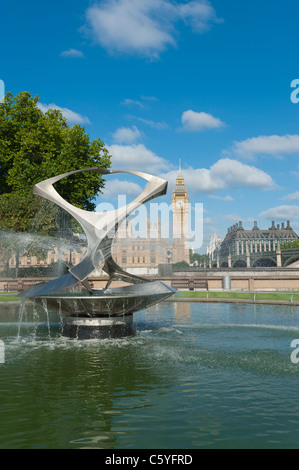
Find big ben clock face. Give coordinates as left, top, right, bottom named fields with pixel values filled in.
left=176, top=199, right=184, bottom=208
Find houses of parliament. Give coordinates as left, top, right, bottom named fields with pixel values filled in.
left=111, top=161, right=190, bottom=276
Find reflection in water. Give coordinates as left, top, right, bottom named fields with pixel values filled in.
left=0, top=300, right=299, bottom=449
left=174, top=301, right=191, bottom=321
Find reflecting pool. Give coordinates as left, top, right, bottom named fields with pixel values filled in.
left=0, top=300, right=299, bottom=449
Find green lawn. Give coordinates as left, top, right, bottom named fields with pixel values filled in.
left=0, top=293, right=20, bottom=302
left=174, top=291, right=299, bottom=302
left=1, top=290, right=299, bottom=303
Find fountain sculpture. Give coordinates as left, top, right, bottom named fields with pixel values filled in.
left=20, top=168, right=176, bottom=339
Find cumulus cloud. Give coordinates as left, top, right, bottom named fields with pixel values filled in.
left=112, top=125, right=142, bottom=144
left=163, top=158, right=275, bottom=193
left=83, top=0, right=220, bottom=58
left=107, top=142, right=275, bottom=196
left=60, top=48, right=85, bottom=58
left=231, top=134, right=299, bottom=160
left=37, top=102, right=90, bottom=124
left=107, top=143, right=171, bottom=173
left=260, top=205, right=299, bottom=220
left=181, top=110, right=225, bottom=131
left=209, top=194, right=234, bottom=202
left=99, top=179, right=143, bottom=201
left=282, top=191, right=299, bottom=201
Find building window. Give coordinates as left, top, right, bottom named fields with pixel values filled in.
left=122, top=257, right=127, bottom=264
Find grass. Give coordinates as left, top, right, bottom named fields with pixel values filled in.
left=174, top=291, right=299, bottom=302
left=1, top=290, right=299, bottom=303
left=0, top=293, right=20, bottom=302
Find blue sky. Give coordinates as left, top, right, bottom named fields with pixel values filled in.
left=1, top=0, right=299, bottom=251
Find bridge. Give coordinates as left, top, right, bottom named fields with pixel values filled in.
left=211, top=248, right=299, bottom=269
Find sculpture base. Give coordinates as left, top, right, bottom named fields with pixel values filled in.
left=62, top=314, right=135, bottom=340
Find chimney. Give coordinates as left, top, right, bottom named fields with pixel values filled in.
left=281, top=223, right=285, bottom=229
left=286, top=220, right=291, bottom=229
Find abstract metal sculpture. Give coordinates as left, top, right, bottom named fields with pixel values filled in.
left=20, top=168, right=176, bottom=338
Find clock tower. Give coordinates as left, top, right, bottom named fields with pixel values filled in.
left=172, top=160, right=189, bottom=264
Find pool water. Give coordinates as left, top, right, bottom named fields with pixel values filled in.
left=0, top=300, right=298, bottom=449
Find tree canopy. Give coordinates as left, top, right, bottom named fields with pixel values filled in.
left=281, top=239, right=299, bottom=250
left=0, top=91, right=112, bottom=234
left=0, top=91, right=112, bottom=276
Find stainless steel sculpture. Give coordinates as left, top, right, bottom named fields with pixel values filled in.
left=20, top=167, right=176, bottom=339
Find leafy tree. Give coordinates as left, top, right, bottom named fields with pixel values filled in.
left=0, top=91, right=111, bottom=276
left=189, top=249, right=208, bottom=266
left=281, top=240, right=299, bottom=250
left=173, top=260, right=189, bottom=268
left=0, top=91, right=111, bottom=212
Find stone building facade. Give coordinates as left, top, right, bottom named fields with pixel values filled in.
left=206, top=233, right=223, bottom=261
left=219, top=220, right=298, bottom=258
left=111, top=217, right=172, bottom=276
left=111, top=161, right=191, bottom=275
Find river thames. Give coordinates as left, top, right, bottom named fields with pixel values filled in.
left=0, top=300, right=298, bottom=449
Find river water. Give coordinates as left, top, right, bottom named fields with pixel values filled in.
left=0, top=300, right=298, bottom=449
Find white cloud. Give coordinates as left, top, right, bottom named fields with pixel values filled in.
left=107, top=143, right=171, bottom=173
left=224, top=214, right=243, bottom=222
left=100, top=179, right=143, bottom=200
left=121, top=98, right=145, bottom=108
left=209, top=194, right=234, bottom=201
left=106, top=144, right=274, bottom=196
left=112, top=125, right=142, bottom=144
left=37, top=102, right=90, bottom=124
left=282, top=191, right=299, bottom=201
left=83, top=0, right=220, bottom=58
left=260, top=205, right=299, bottom=220
left=163, top=158, right=275, bottom=193
left=134, top=117, right=169, bottom=130
left=181, top=110, right=225, bottom=131
left=60, top=48, right=84, bottom=58
left=177, top=0, right=221, bottom=32
left=231, top=134, right=299, bottom=160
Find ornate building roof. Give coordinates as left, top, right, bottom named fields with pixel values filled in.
left=173, top=159, right=187, bottom=194
left=220, top=220, right=298, bottom=257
